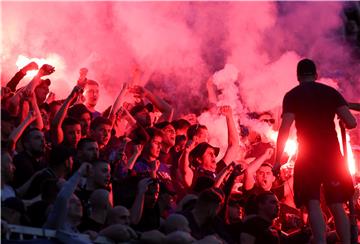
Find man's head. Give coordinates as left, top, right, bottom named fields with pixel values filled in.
left=255, top=163, right=275, bottom=191
left=195, top=188, right=224, bottom=219
left=22, top=128, right=45, bottom=157
left=130, top=103, right=152, bottom=128
left=49, top=144, right=73, bottom=178
left=255, top=191, right=279, bottom=222
left=35, top=79, right=50, bottom=104
left=155, top=122, right=176, bottom=148
left=187, top=124, right=208, bottom=143
left=92, top=160, right=111, bottom=189
left=162, top=214, right=190, bottom=234
left=83, top=80, right=99, bottom=108
left=297, top=58, right=317, bottom=83
left=68, top=104, right=92, bottom=137
left=77, top=138, right=99, bottom=163
left=143, top=128, right=164, bottom=160
left=90, top=116, right=112, bottom=148
left=62, top=117, right=82, bottom=148
left=145, top=180, right=160, bottom=208
left=105, top=206, right=130, bottom=226
left=258, top=112, right=275, bottom=127
left=190, top=142, right=219, bottom=172
left=172, top=119, right=191, bottom=137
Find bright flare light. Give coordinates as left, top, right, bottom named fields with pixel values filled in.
left=284, top=139, right=297, bottom=157
left=339, top=132, right=356, bottom=176
left=16, top=54, right=58, bottom=78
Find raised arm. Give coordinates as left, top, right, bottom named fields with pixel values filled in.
left=243, top=148, right=274, bottom=190
left=129, top=85, right=174, bottom=122
left=220, top=105, right=241, bottom=165
left=177, top=139, right=196, bottom=188
left=44, top=163, right=91, bottom=230
left=130, top=177, right=152, bottom=225
left=51, top=85, right=83, bottom=145
left=206, top=76, right=218, bottom=107
left=6, top=62, right=38, bottom=92
left=126, top=144, right=143, bottom=171
left=7, top=111, right=37, bottom=152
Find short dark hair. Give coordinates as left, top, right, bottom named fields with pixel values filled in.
left=154, top=121, right=172, bottom=130
left=68, top=104, right=92, bottom=120
left=172, top=119, right=191, bottom=131
left=21, top=127, right=42, bottom=146
left=49, top=144, right=72, bottom=168
left=62, top=117, right=81, bottom=130
left=187, top=124, right=207, bottom=140
left=146, top=127, right=164, bottom=140
left=77, top=138, right=97, bottom=151
left=90, top=116, right=112, bottom=131
left=297, top=58, right=316, bottom=77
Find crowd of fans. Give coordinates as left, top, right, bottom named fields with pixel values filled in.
left=0, top=59, right=359, bottom=244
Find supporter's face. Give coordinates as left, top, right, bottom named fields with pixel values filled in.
left=79, top=142, right=99, bottom=162
left=200, top=147, right=217, bottom=172
left=35, top=85, right=49, bottom=103
left=256, top=166, right=275, bottom=191
left=68, top=195, right=83, bottom=219
left=27, top=130, right=45, bottom=154
left=80, top=112, right=91, bottom=136
left=84, top=84, right=99, bottom=107
left=261, top=195, right=279, bottom=220
left=228, top=204, right=244, bottom=222
left=162, top=125, right=176, bottom=147
left=93, top=163, right=111, bottom=188
left=149, top=136, right=162, bottom=159
left=93, top=124, right=112, bottom=147
left=195, top=128, right=209, bottom=143
left=111, top=208, right=130, bottom=226
left=64, top=124, right=82, bottom=148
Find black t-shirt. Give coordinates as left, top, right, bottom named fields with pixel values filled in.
left=191, top=160, right=227, bottom=193
left=132, top=203, right=160, bottom=232
left=282, top=82, right=347, bottom=157
left=242, top=216, right=280, bottom=244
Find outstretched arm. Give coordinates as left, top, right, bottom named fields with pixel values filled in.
left=51, top=85, right=83, bottom=145
left=6, top=62, right=38, bottom=92
left=129, top=85, right=174, bottom=122
left=220, top=105, right=241, bottom=165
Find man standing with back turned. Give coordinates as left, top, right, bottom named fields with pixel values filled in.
left=274, top=59, right=357, bottom=244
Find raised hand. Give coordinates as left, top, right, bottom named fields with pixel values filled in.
left=78, top=162, right=93, bottom=177
left=70, top=85, right=84, bottom=99
left=38, top=64, right=55, bottom=77
left=137, top=177, right=153, bottom=194
left=78, top=67, right=88, bottom=88
left=219, top=105, right=232, bottom=116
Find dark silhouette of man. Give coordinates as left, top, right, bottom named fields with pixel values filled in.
left=275, top=59, right=357, bottom=244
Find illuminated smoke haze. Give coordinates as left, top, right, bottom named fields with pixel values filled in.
left=1, top=1, right=359, bottom=118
